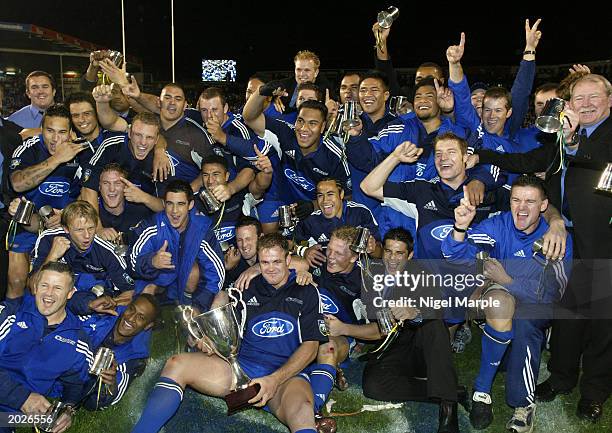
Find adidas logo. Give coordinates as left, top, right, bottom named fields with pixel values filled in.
left=490, top=361, right=501, bottom=366
left=514, top=250, right=526, bottom=257
left=424, top=200, right=438, bottom=211
left=495, top=145, right=505, bottom=152
left=247, top=296, right=260, bottom=306
left=284, top=150, right=296, bottom=159
left=16, top=321, right=28, bottom=329
left=318, top=233, right=329, bottom=243
left=316, top=394, right=326, bottom=401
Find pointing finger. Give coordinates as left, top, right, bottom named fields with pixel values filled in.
left=459, top=32, right=466, bottom=47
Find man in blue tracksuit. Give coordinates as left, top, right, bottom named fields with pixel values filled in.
left=0, top=262, right=93, bottom=433
left=128, top=180, right=224, bottom=312
left=31, top=200, right=134, bottom=295
left=130, top=233, right=327, bottom=433
left=442, top=174, right=572, bottom=432
left=76, top=294, right=158, bottom=410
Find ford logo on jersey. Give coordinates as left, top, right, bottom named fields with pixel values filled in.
left=215, top=226, right=235, bottom=242
left=284, top=169, right=315, bottom=191
left=39, top=181, right=70, bottom=197
left=319, top=294, right=339, bottom=315
left=252, top=318, right=294, bottom=338
left=430, top=224, right=454, bottom=241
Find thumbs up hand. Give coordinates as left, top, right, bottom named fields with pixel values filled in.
left=152, top=240, right=175, bottom=270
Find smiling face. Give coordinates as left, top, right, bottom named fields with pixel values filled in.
left=128, top=119, right=159, bottom=160
left=316, top=180, right=344, bottom=219
left=359, top=78, right=389, bottom=116
left=294, top=107, right=325, bottom=151
left=26, top=75, right=56, bottom=110
left=415, top=66, right=444, bottom=85
left=294, top=59, right=319, bottom=85
left=471, top=90, right=485, bottom=118
left=326, top=236, right=357, bottom=274
left=34, top=270, right=74, bottom=323
left=115, top=297, right=156, bottom=338
left=42, top=116, right=71, bottom=155
left=201, top=162, right=229, bottom=190
left=510, top=185, right=548, bottom=234
left=99, top=169, right=125, bottom=210
left=297, top=89, right=318, bottom=108
left=383, top=239, right=412, bottom=274
left=236, top=224, right=259, bottom=262
left=482, top=96, right=512, bottom=135
left=69, top=101, right=99, bottom=138
left=434, top=138, right=468, bottom=182
left=259, top=246, right=291, bottom=288
left=570, top=79, right=612, bottom=127
left=164, top=191, right=193, bottom=232
left=160, top=85, right=187, bottom=123
left=413, top=84, right=440, bottom=121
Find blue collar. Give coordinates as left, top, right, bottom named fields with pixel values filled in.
left=582, top=115, right=609, bottom=137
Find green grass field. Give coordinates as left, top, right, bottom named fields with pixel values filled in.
left=19, top=307, right=611, bottom=433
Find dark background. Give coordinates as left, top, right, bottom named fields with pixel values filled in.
left=2, top=1, right=611, bottom=82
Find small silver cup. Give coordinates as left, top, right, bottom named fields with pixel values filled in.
left=390, top=96, right=411, bottom=116
left=376, top=308, right=396, bottom=336
left=278, top=205, right=296, bottom=229
left=38, top=401, right=66, bottom=432
left=38, top=205, right=55, bottom=224
left=89, top=347, right=115, bottom=376
left=535, top=98, right=566, bottom=133
left=350, top=227, right=371, bottom=254
left=13, top=199, right=35, bottom=225
left=114, top=232, right=128, bottom=257
left=377, top=6, right=400, bottom=29
left=476, top=251, right=490, bottom=275
left=341, top=101, right=361, bottom=129
left=199, top=188, right=222, bottom=214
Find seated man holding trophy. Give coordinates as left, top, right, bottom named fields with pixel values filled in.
left=442, top=175, right=572, bottom=432
left=130, top=233, right=328, bottom=433
left=128, top=180, right=225, bottom=312
left=73, top=294, right=159, bottom=410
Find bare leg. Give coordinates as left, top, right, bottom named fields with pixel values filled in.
left=7, top=251, right=29, bottom=298
left=161, top=351, right=233, bottom=396
left=268, top=376, right=316, bottom=433
left=262, top=222, right=279, bottom=234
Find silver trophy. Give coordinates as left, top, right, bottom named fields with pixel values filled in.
left=199, top=188, right=223, bottom=214
left=278, top=205, right=297, bottom=229
left=191, top=301, right=260, bottom=415
left=89, top=347, right=115, bottom=376
left=38, top=205, right=55, bottom=224
left=376, top=308, right=396, bottom=336
left=375, top=6, right=400, bottom=52
left=107, top=50, right=124, bottom=68
left=531, top=238, right=548, bottom=266
left=38, top=401, right=67, bottom=432
left=535, top=98, right=566, bottom=133
left=350, top=227, right=371, bottom=254
left=595, top=162, right=612, bottom=195
left=389, top=95, right=412, bottom=116
left=13, top=199, right=35, bottom=225
left=476, top=251, right=490, bottom=275
left=113, top=232, right=129, bottom=257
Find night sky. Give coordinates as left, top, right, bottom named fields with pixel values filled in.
left=3, top=1, right=611, bottom=82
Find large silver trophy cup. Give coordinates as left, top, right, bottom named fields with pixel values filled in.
left=174, top=302, right=259, bottom=415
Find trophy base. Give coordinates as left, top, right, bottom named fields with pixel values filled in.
left=224, top=383, right=261, bottom=416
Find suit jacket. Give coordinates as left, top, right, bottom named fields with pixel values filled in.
left=276, top=74, right=335, bottom=114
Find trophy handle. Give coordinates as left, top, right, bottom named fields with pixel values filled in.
left=227, top=287, right=247, bottom=338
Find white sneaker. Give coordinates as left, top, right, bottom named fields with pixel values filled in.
left=506, top=403, right=536, bottom=433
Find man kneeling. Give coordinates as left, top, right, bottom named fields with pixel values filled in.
left=130, top=233, right=328, bottom=433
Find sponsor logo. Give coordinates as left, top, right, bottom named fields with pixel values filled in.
left=39, top=181, right=70, bottom=197
left=251, top=318, right=294, bottom=338
left=10, top=158, right=21, bottom=170
left=312, top=167, right=328, bottom=176
left=213, top=147, right=224, bottom=157
left=89, top=324, right=97, bottom=332
left=318, top=319, right=328, bottom=336
left=318, top=233, right=329, bottom=243
left=319, top=294, right=339, bottom=314
left=284, top=168, right=315, bottom=191
left=424, top=200, right=438, bottom=211
left=175, top=139, right=191, bottom=146
left=82, top=168, right=92, bottom=183
left=514, top=250, right=526, bottom=257
left=495, top=145, right=505, bottom=152
left=285, top=297, right=303, bottom=305
left=123, top=273, right=134, bottom=285
left=16, top=321, right=28, bottom=329
left=54, top=335, right=76, bottom=345
left=416, top=162, right=427, bottom=177
left=284, top=150, right=296, bottom=159
left=85, top=264, right=104, bottom=272
left=430, top=224, right=454, bottom=241
left=215, top=226, right=236, bottom=242
left=247, top=296, right=259, bottom=306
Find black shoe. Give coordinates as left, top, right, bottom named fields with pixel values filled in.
left=469, top=391, right=493, bottom=430
left=576, top=399, right=603, bottom=423
left=438, top=400, right=459, bottom=433
left=535, top=379, right=571, bottom=402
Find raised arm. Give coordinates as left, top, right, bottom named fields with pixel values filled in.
left=93, top=84, right=129, bottom=132
left=243, top=82, right=288, bottom=137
